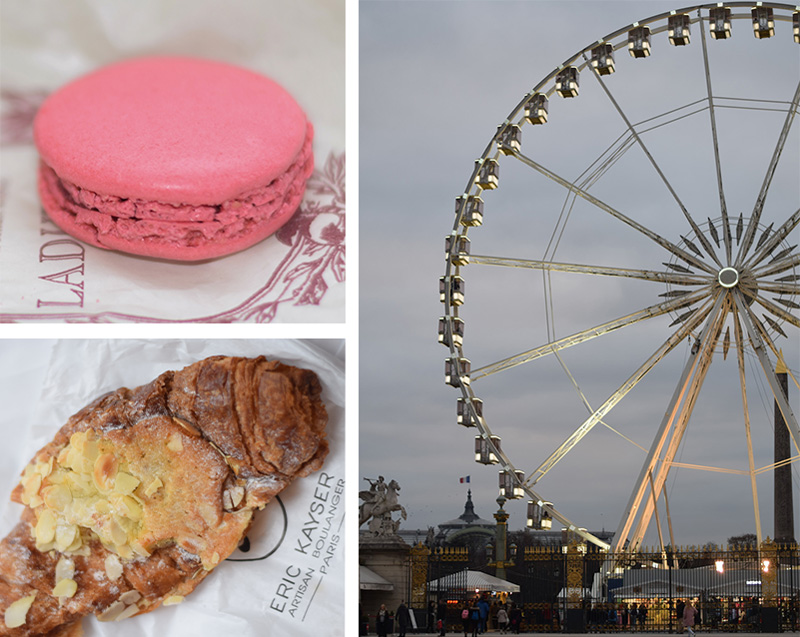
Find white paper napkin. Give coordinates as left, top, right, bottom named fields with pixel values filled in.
left=0, top=339, right=345, bottom=636
left=0, top=0, right=345, bottom=323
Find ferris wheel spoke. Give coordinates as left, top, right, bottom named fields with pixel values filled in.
left=511, top=150, right=717, bottom=274
left=744, top=208, right=800, bottom=270
left=737, top=79, right=800, bottom=265
left=751, top=251, right=800, bottom=279
left=699, top=14, right=732, bottom=263
left=625, top=293, right=730, bottom=551
left=588, top=57, right=722, bottom=268
left=612, top=292, right=728, bottom=553
left=756, top=279, right=800, bottom=297
left=752, top=293, right=800, bottom=331
left=468, top=254, right=709, bottom=286
left=527, top=298, right=714, bottom=487
left=733, top=291, right=800, bottom=455
left=471, top=288, right=711, bottom=381
left=732, top=302, right=764, bottom=545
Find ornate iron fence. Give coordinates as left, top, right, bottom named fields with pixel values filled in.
left=520, top=540, right=799, bottom=633
left=412, top=540, right=799, bottom=633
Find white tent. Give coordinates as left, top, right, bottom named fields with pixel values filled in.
left=428, top=569, right=520, bottom=593
left=360, top=565, right=394, bottom=591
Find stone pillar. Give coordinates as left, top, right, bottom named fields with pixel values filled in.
left=360, top=537, right=411, bottom=631
left=492, top=497, right=510, bottom=581
left=774, top=356, right=795, bottom=544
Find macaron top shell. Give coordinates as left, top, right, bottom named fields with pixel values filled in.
left=34, top=56, right=308, bottom=206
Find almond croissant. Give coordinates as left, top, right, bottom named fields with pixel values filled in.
left=0, top=356, right=328, bottom=636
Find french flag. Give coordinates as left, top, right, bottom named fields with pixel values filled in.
left=459, top=476, right=470, bottom=483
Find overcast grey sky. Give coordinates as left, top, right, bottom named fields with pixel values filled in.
left=360, top=1, right=799, bottom=548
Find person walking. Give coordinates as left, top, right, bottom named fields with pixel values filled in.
left=496, top=605, right=509, bottom=634
left=438, top=599, right=448, bottom=636
left=676, top=599, right=685, bottom=633
left=509, top=604, right=522, bottom=634
left=683, top=600, right=698, bottom=637
left=477, top=595, right=490, bottom=634
left=637, top=603, right=648, bottom=630
left=470, top=598, right=481, bottom=637
left=376, top=604, right=390, bottom=637
left=396, top=600, right=411, bottom=637
left=461, top=602, right=471, bottom=637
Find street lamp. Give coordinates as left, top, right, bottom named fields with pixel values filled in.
left=488, top=496, right=516, bottom=581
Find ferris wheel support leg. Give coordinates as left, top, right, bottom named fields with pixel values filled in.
left=732, top=303, right=764, bottom=546
left=611, top=293, right=726, bottom=555
left=627, top=297, right=729, bottom=550
left=733, top=292, right=800, bottom=455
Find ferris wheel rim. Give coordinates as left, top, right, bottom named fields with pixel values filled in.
left=441, top=3, right=800, bottom=553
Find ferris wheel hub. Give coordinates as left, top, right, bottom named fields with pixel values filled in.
left=717, top=267, right=739, bottom=288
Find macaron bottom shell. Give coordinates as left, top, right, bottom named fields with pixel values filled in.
left=37, top=127, right=314, bottom=262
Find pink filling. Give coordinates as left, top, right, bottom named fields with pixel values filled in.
left=40, top=127, right=313, bottom=249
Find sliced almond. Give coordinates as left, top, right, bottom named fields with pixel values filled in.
left=114, top=472, right=140, bottom=496
left=70, top=544, right=91, bottom=558
left=56, top=447, right=70, bottom=466
left=55, top=523, right=78, bottom=552
left=130, top=540, right=151, bottom=558
left=36, top=458, right=55, bottom=479
left=97, top=601, right=126, bottom=622
left=115, top=543, right=135, bottom=560
left=222, top=484, right=245, bottom=511
left=104, top=554, right=123, bottom=581
left=119, top=590, right=141, bottom=605
left=166, top=434, right=183, bottom=453
left=52, top=578, right=78, bottom=598
left=230, top=485, right=244, bottom=507
left=28, top=494, right=44, bottom=509
left=94, top=498, right=112, bottom=516
left=108, top=518, right=127, bottom=546
left=120, top=496, right=142, bottom=521
left=22, top=472, right=43, bottom=502
left=65, top=533, right=83, bottom=554
left=35, top=509, right=57, bottom=545
left=162, top=595, right=184, bottom=606
left=172, top=417, right=201, bottom=436
left=93, top=454, right=119, bottom=492
left=65, top=445, right=91, bottom=474
left=64, top=472, right=93, bottom=498
left=43, top=484, right=73, bottom=511
left=55, top=556, right=75, bottom=583
left=115, top=603, right=140, bottom=622
left=203, top=551, right=221, bottom=570
left=69, top=431, right=88, bottom=451
left=143, top=478, right=163, bottom=497
left=83, top=440, right=100, bottom=464
left=4, top=592, right=36, bottom=628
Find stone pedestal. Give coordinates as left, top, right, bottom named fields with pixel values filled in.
left=360, top=536, right=411, bottom=631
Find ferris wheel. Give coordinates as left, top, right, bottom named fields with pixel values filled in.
left=439, top=3, right=800, bottom=554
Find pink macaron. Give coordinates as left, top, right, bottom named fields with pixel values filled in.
left=34, top=56, right=313, bottom=261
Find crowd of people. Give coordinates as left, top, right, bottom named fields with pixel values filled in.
left=457, top=594, right=524, bottom=636
left=367, top=594, right=798, bottom=634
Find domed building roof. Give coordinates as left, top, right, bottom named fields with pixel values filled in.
left=439, top=490, right=495, bottom=531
